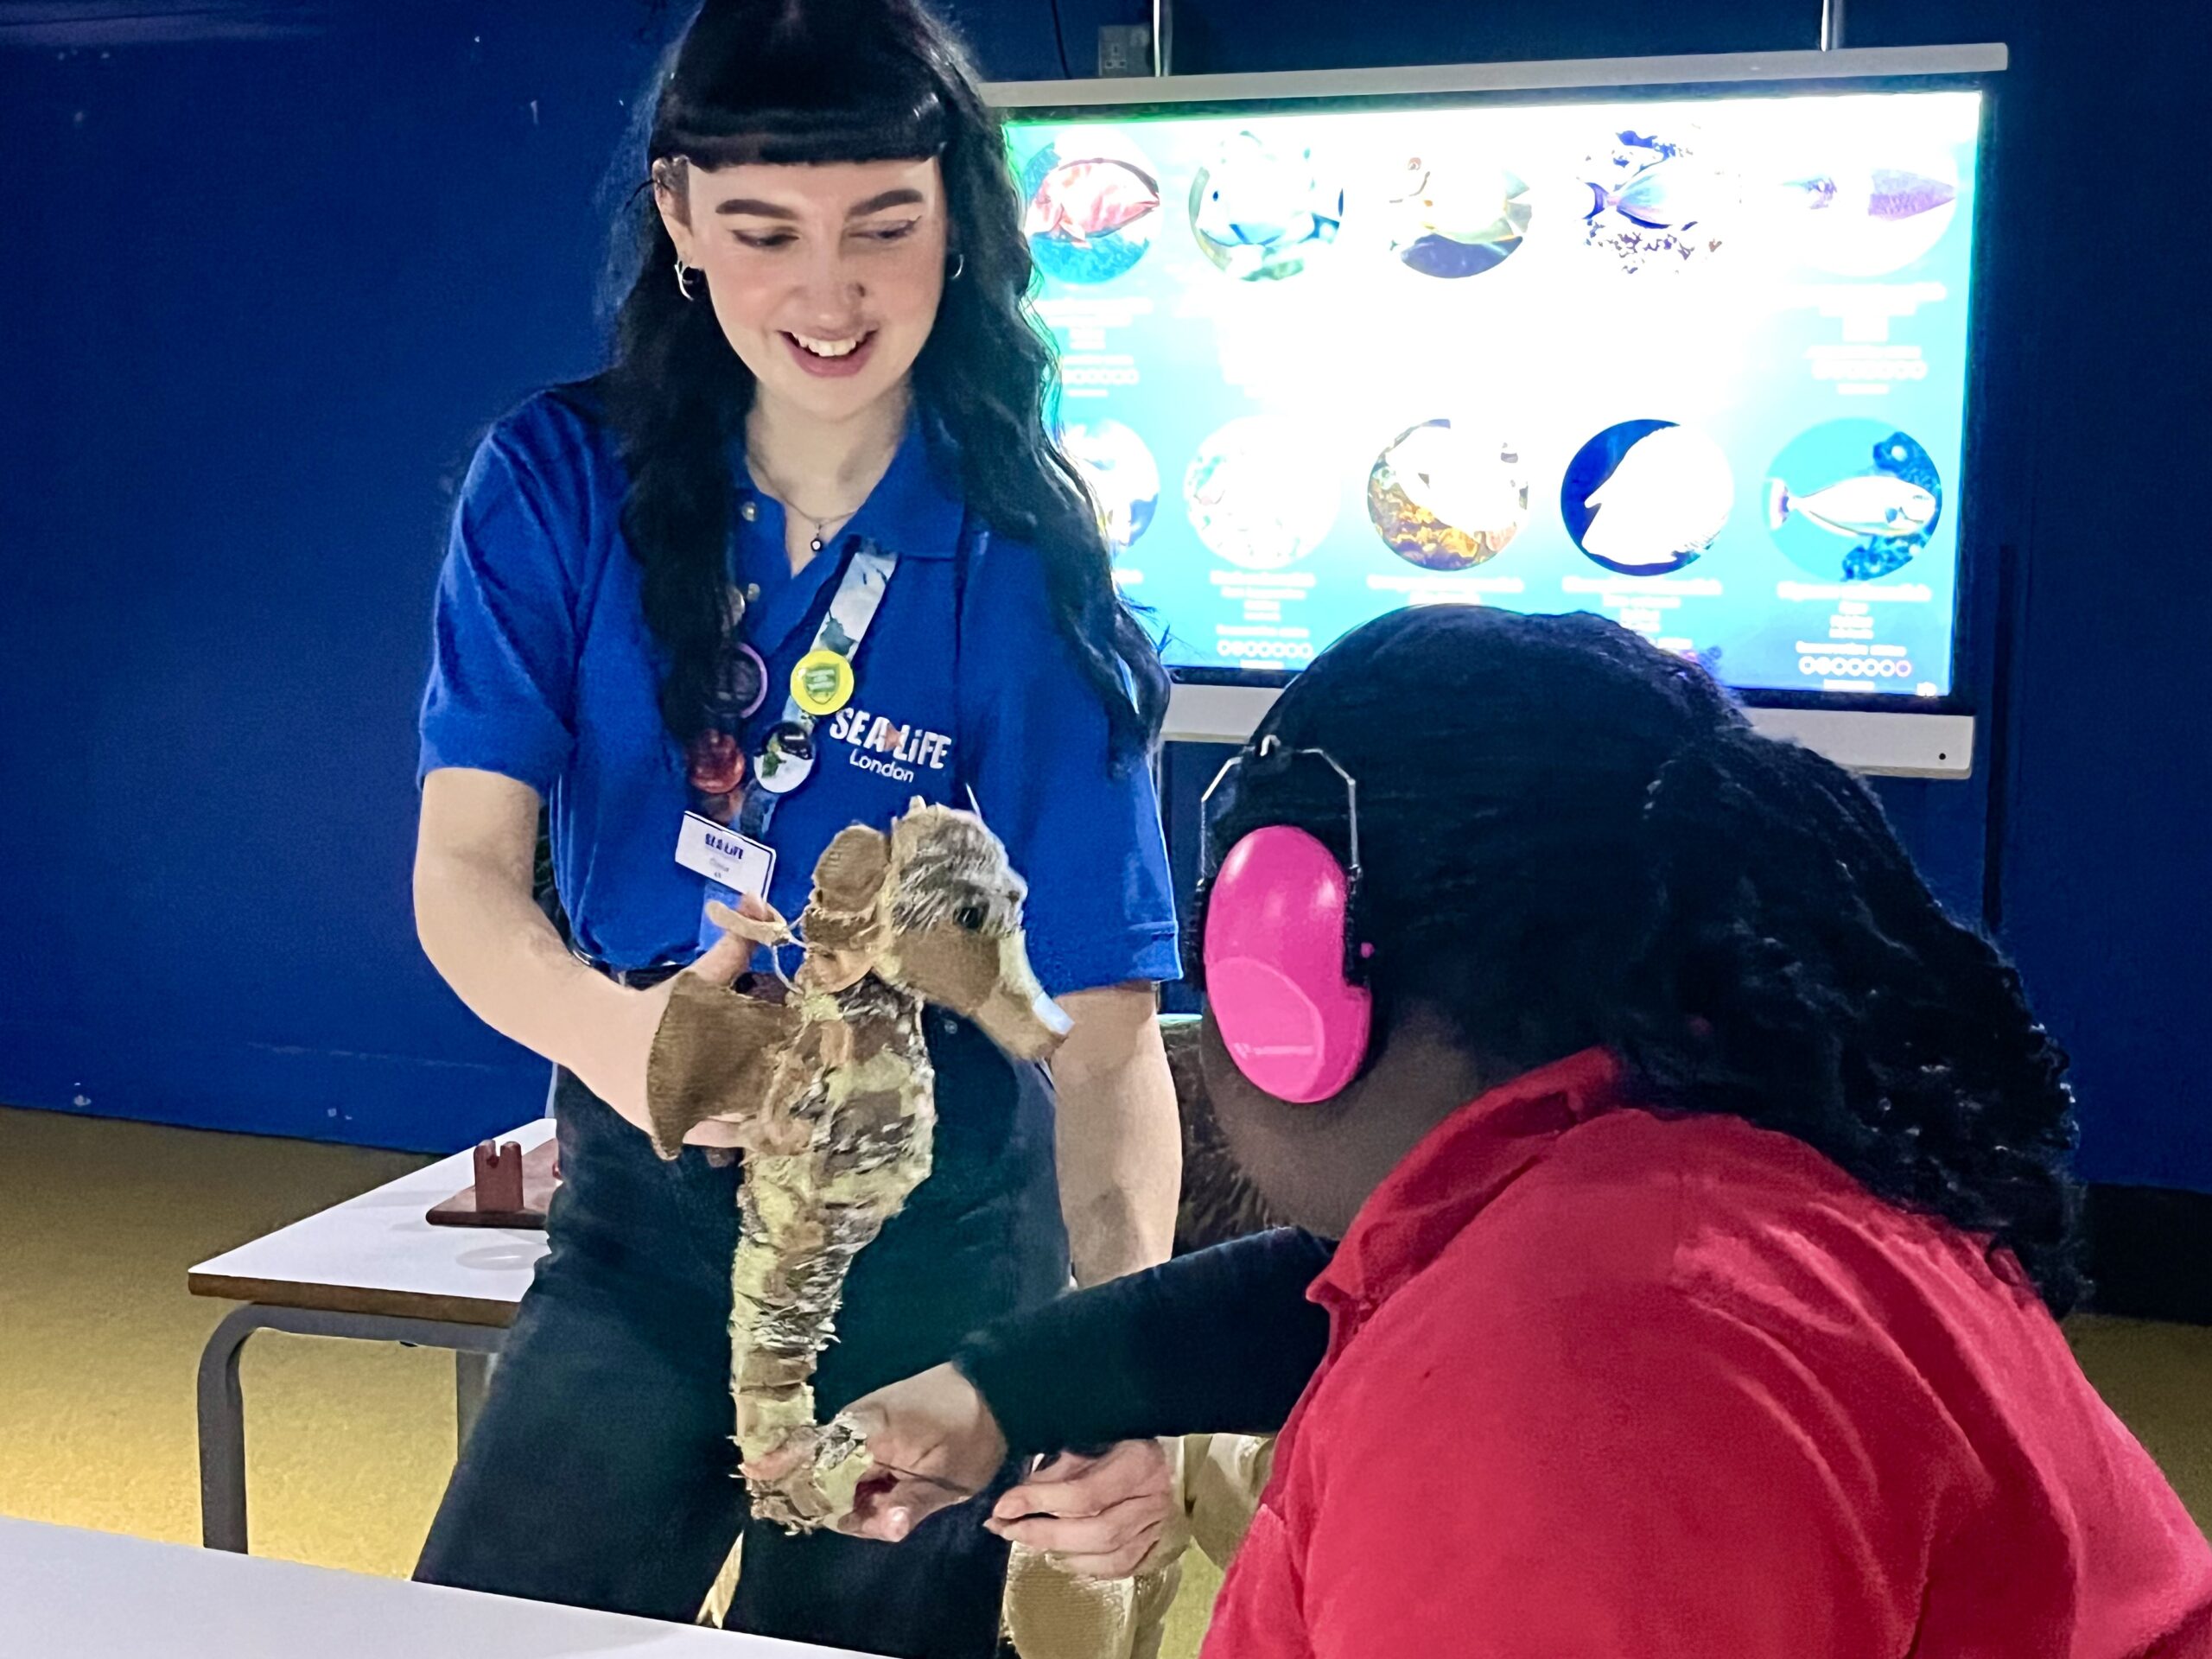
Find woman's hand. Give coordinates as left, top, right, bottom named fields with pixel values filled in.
left=569, top=893, right=778, bottom=1146
left=987, top=1439, right=1178, bottom=1580
left=784, top=1363, right=1012, bottom=1543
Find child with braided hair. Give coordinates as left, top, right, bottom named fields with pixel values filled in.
left=808, top=606, right=2212, bottom=1658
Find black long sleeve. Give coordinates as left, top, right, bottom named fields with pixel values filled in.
left=951, top=1227, right=1336, bottom=1459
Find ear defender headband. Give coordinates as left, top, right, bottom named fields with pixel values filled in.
left=1191, top=738, right=1375, bottom=1104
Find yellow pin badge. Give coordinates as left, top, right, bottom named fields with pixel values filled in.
left=791, top=647, right=855, bottom=718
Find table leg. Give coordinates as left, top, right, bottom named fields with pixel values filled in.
left=194, top=1306, right=510, bottom=1554
left=454, top=1350, right=499, bottom=1452
left=195, top=1305, right=264, bottom=1552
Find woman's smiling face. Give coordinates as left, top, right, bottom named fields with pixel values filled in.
left=658, top=156, right=950, bottom=421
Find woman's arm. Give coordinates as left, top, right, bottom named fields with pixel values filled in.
left=415, top=769, right=634, bottom=1084
left=1052, top=984, right=1182, bottom=1286
left=414, top=766, right=751, bottom=1139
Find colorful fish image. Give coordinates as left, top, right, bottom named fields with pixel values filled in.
left=1783, top=155, right=1964, bottom=277
left=1184, top=416, right=1339, bottom=569
left=1367, top=420, right=1529, bottom=570
left=1017, top=139, right=1162, bottom=285
left=1061, top=419, right=1161, bottom=551
left=1766, top=423, right=1945, bottom=582
left=1560, top=420, right=1735, bottom=575
left=1025, top=159, right=1160, bottom=246
left=1386, top=158, right=1531, bottom=279
left=1188, top=131, right=1344, bottom=282
left=1580, top=130, right=1738, bottom=272
left=1871, top=168, right=1957, bottom=219
left=1587, top=156, right=1723, bottom=230
left=1790, top=168, right=1956, bottom=221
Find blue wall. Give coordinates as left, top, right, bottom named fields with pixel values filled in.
left=3, top=1, right=2202, bottom=1182
left=1971, top=0, right=2212, bottom=1188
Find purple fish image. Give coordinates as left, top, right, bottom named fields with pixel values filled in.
left=1869, top=168, right=1956, bottom=220
left=1789, top=170, right=1955, bottom=221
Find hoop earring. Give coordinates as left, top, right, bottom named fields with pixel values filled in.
left=673, top=257, right=696, bottom=302
left=947, top=251, right=964, bottom=282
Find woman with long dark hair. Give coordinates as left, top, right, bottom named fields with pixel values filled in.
left=823, top=607, right=2212, bottom=1656
left=410, top=1, right=1181, bottom=1650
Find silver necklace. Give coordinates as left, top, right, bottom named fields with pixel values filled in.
left=752, top=465, right=868, bottom=556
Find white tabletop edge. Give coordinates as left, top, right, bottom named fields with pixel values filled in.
left=0, top=1518, right=866, bottom=1658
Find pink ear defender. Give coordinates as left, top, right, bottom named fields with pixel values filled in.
left=1195, top=739, right=1375, bottom=1103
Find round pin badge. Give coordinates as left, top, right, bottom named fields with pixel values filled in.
left=686, top=728, right=745, bottom=797
left=753, top=718, right=818, bottom=795
left=707, top=642, right=769, bottom=725
left=733, top=644, right=769, bottom=719
left=790, top=647, right=855, bottom=718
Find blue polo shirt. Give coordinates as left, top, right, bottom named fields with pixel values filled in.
left=418, top=390, right=1179, bottom=995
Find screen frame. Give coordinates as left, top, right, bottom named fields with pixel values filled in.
left=988, top=45, right=2008, bottom=778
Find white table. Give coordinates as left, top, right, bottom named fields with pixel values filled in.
left=188, top=1121, right=554, bottom=1552
left=0, top=1517, right=860, bottom=1657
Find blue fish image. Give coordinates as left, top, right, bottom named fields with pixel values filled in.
left=1194, top=183, right=1338, bottom=249
left=1586, top=156, right=1725, bottom=231
left=1191, top=134, right=1342, bottom=277
left=1578, top=424, right=1733, bottom=569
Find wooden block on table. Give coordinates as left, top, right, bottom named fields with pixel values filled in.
left=425, top=1139, right=560, bottom=1230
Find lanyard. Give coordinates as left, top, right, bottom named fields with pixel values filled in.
left=736, top=537, right=899, bottom=840
left=666, top=526, right=911, bottom=958
left=688, top=538, right=899, bottom=952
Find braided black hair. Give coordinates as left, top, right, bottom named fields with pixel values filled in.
left=1205, top=605, right=2084, bottom=1313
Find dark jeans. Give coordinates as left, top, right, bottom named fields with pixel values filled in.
left=414, top=1012, right=1069, bottom=1657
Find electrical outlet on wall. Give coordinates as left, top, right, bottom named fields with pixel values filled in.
left=1096, top=23, right=1152, bottom=78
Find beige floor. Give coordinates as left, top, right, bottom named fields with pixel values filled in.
left=1, top=1103, right=2205, bottom=1656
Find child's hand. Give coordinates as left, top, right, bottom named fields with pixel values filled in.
left=987, top=1439, right=1177, bottom=1580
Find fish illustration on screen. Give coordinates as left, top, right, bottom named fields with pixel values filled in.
left=1586, top=155, right=1726, bottom=230
left=1391, top=424, right=1525, bottom=532
left=1768, top=474, right=1939, bottom=540
left=1189, top=132, right=1342, bottom=279
left=1195, top=168, right=1312, bottom=245
left=1397, top=160, right=1522, bottom=246
left=1767, top=430, right=1945, bottom=582
left=1023, top=157, right=1160, bottom=247
left=1869, top=168, right=1957, bottom=220
left=1061, top=419, right=1161, bottom=550
left=1387, top=157, right=1531, bottom=278
left=1786, top=168, right=1955, bottom=221
left=1578, top=425, right=1733, bottom=569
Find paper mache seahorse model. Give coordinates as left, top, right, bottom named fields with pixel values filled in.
left=644, top=798, right=1068, bottom=1531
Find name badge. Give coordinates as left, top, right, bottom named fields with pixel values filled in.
left=674, top=812, right=777, bottom=898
